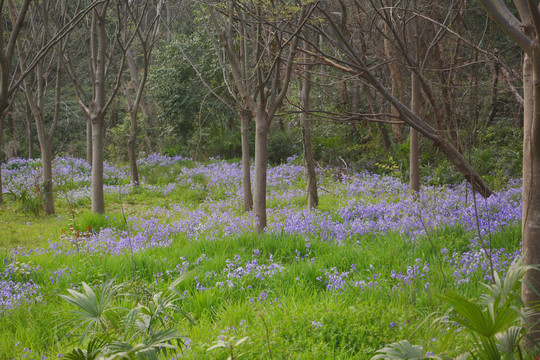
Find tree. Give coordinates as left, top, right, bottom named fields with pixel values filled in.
left=205, top=12, right=254, bottom=211
left=15, top=0, right=70, bottom=215
left=476, top=0, right=540, bottom=343
left=0, top=0, right=99, bottom=204
left=0, top=0, right=34, bottom=204
left=64, top=1, right=129, bottom=214
left=208, top=0, right=314, bottom=231
left=120, top=0, right=163, bottom=187
left=298, top=35, right=318, bottom=209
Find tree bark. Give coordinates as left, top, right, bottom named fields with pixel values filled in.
left=90, top=3, right=108, bottom=214
left=25, top=103, right=33, bottom=159
left=486, top=60, right=500, bottom=125
left=253, top=109, right=269, bottom=232
left=409, top=0, right=420, bottom=195
left=208, top=1, right=309, bottom=231
left=521, top=51, right=540, bottom=342
left=475, top=0, right=540, bottom=344
left=127, top=110, right=140, bottom=187
left=240, top=108, right=253, bottom=211
left=91, top=116, right=105, bottom=213
left=0, top=114, right=4, bottom=204
left=299, top=48, right=318, bottom=210
left=86, top=114, right=93, bottom=165
left=41, top=139, right=55, bottom=214
left=410, top=74, right=420, bottom=194
left=383, top=7, right=405, bottom=143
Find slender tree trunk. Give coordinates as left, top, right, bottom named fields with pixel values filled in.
left=126, top=47, right=153, bottom=153
left=33, top=109, right=55, bottom=214
left=434, top=40, right=461, bottom=149
left=253, top=109, right=269, bottom=232
left=26, top=103, right=34, bottom=158
left=90, top=3, right=109, bottom=214
left=409, top=1, right=420, bottom=195
left=91, top=116, right=105, bottom=213
left=240, top=108, right=253, bottom=211
left=86, top=114, right=93, bottom=165
left=486, top=60, right=500, bottom=125
left=127, top=110, right=139, bottom=186
left=349, top=82, right=361, bottom=138
left=383, top=19, right=404, bottom=143
left=410, top=74, right=420, bottom=194
left=126, top=49, right=152, bottom=122
left=41, top=138, right=55, bottom=214
left=300, top=49, right=318, bottom=210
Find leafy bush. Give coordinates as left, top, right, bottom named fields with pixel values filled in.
left=61, top=277, right=194, bottom=359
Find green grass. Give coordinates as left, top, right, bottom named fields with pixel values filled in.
left=0, top=218, right=520, bottom=358
left=0, top=160, right=524, bottom=359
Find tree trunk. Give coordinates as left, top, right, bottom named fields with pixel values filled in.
left=521, top=51, right=540, bottom=343
left=41, top=138, right=55, bottom=214
left=0, top=114, right=4, bottom=204
left=91, top=117, right=105, bottom=213
left=126, top=48, right=152, bottom=122
left=410, top=74, right=420, bottom=194
left=240, top=108, right=253, bottom=211
left=127, top=110, right=139, bottom=187
left=300, top=52, right=318, bottom=210
left=90, top=2, right=108, bottom=214
left=253, top=109, right=269, bottom=232
left=26, top=103, right=33, bottom=159
left=33, top=109, right=56, bottom=214
left=383, top=18, right=404, bottom=143
left=86, top=114, right=93, bottom=165
left=486, top=60, right=500, bottom=125
left=434, top=38, right=461, bottom=149
left=409, top=2, right=420, bottom=195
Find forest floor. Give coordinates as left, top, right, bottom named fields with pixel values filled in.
left=0, top=154, right=523, bottom=359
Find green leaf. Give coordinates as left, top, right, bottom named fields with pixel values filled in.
left=371, top=340, right=424, bottom=359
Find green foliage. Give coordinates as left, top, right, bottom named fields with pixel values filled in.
left=372, top=340, right=448, bottom=360
left=205, top=128, right=244, bottom=159
left=148, top=33, right=235, bottom=155
left=267, top=129, right=301, bottom=164
left=72, top=212, right=127, bottom=233
left=106, top=113, right=157, bottom=162
left=207, top=336, right=249, bottom=360
left=372, top=260, right=537, bottom=359
left=5, top=188, right=44, bottom=216
left=61, top=277, right=193, bottom=359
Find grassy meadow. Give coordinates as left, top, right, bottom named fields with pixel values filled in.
left=0, top=154, right=523, bottom=359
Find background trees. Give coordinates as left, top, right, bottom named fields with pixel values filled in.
left=0, top=1, right=525, bottom=227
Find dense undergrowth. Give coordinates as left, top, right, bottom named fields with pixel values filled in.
left=0, top=154, right=524, bottom=359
